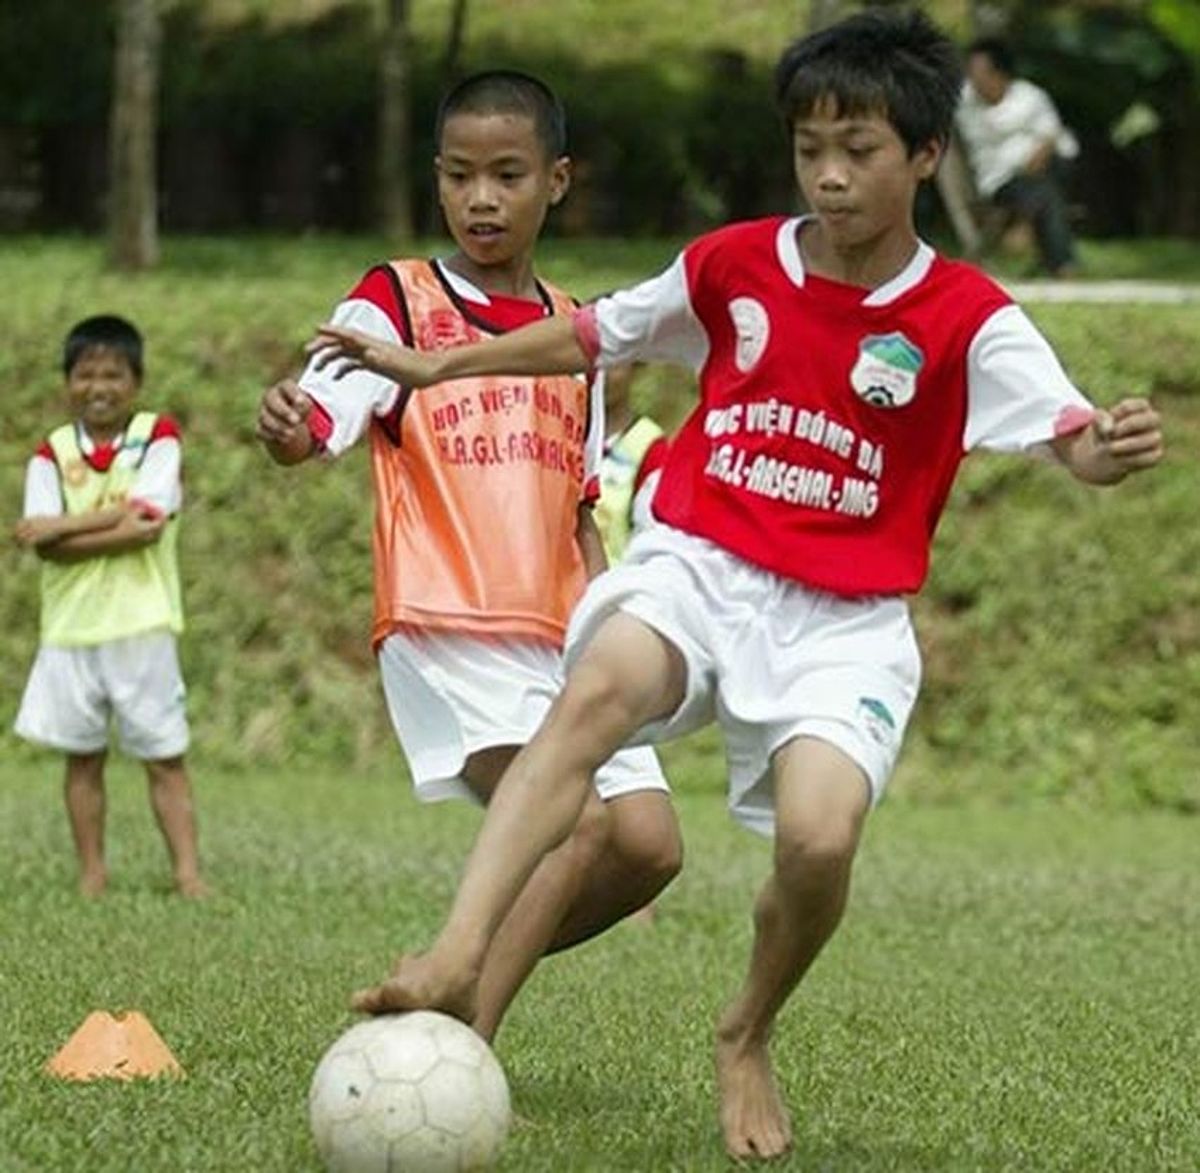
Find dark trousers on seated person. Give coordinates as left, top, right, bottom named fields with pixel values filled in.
left=993, top=169, right=1078, bottom=276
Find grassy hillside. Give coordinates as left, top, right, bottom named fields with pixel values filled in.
left=1, top=235, right=1197, bottom=811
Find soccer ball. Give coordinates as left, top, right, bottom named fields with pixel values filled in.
left=309, top=1011, right=511, bottom=1172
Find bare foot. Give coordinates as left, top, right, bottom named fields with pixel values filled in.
left=79, top=870, right=107, bottom=899
left=351, top=952, right=479, bottom=1022
left=715, top=1027, right=793, bottom=1161
left=175, top=874, right=210, bottom=900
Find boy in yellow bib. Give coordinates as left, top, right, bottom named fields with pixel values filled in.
left=14, top=315, right=205, bottom=899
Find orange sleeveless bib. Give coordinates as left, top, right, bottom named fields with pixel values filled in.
left=369, top=261, right=590, bottom=647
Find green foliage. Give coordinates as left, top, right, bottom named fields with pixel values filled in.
left=1, top=236, right=1197, bottom=813
left=161, top=5, right=379, bottom=129
left=1151, top=0, right=1200, bottom=64
left=7, top=1, right=1200, bottom=235
left=0, top=1, right=113, bottom=124
left=1, top=763, right=1197, bottom=1169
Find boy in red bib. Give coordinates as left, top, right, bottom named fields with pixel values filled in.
left=257, top=71, right=680, bottom=1041
left=309, top=16, right=1162, bottom=1159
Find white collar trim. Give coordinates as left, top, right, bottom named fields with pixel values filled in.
left=434, top=258, right=491, bottom=305
left=774, top=214, right=935, bottom=305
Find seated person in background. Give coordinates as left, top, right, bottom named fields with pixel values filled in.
left=956, top=37, right=1080, bottom=277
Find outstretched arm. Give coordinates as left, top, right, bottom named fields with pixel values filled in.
left=310, top=313, right=589, bottom=388
left=575, top=505, right=608, bottom=580
left=1052, top=398, right=1163, bottom=485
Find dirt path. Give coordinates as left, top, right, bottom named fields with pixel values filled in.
left=1002, top=279, right=1200, bottom=304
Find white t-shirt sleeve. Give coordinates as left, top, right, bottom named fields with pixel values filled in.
left=23, top=455, right=62, bottom=518
left=297, top=298, right=404, bottom=458
left=964, top=304, right=1094, bottom=454
left=630, top=469, right=662, bottom=534
left=1024, top=83, right=1065, bottom=143
left=593, top=254, right=710, bottom=372
left=581, top=371, right=605, bottom=500
left=131, top=437, right=183, bottom=516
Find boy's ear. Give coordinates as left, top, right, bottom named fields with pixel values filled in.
left=548, top=155, right=572, bottom=206
left=915, top=138, right=944, bottom=181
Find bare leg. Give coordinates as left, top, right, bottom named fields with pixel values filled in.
left=64, top=752, right=107, bottom=897
left=352, top=614, right=685, bottom=1021
left=144, top=756, right=207, bottom=898
left=547, top=787, right=680, bottom=949
left=469, top=785, right=681, bottom=1040
left=715, top=737, right=869, bottom=1161
left=458, top=746, right=616, bottom=1037
left=468, top=783, right=611, bottom=1041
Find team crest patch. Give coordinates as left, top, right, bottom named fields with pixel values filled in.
left=63, top=458, right=88, bottom=488
left=728, top=297, right=770, bottom=373
left=857, top=696, right=896, bottom=746
left=850, top=332, right=923, bottom=408
left=419, top=309, right=473, bottom=350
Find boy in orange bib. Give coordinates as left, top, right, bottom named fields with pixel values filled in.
left=257, top=71, right=681, bottom=1040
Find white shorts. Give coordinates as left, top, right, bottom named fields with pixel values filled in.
left=565, top=526, right=922, bottom=836
left=14, top=630, right=190, bottom=760
left=377, top=628, right=669, bottom=805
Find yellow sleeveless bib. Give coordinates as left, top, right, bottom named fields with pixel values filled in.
left=595, top=416, right=664, bottom=563
left=40, top=412, right=183, bottom=646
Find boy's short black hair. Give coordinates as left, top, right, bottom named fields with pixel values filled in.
left=965, top=37, right=1016, bottom=78
left=435, top=69, right=567, bottom=161
left=62, top=314, right=144, bottom=380
left=775, top=9, right=962, bottom=155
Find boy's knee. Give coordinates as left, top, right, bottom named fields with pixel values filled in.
left=66, top=752, right=106, bottom=782
left=573, top=792, right=683, bottom=892
left=558, top=661, right=633, bottom=728
left=144, top=756, right=188, bottom=788
left=565, top=794, right=612, bottom=867
left=620, top=805, right=683, bottom=888
left=774, top=811, right=861, bottom=883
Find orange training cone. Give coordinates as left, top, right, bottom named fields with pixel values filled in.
left=45, top=1010, right=185, bottom=1081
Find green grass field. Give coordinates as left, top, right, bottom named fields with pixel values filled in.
left=2, top=760, right=1198, bottom=1171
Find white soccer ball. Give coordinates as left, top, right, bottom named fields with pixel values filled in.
left=309, top=1011, right=511, bottom=1173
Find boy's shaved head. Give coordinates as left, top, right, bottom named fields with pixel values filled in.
left=436, top=70, right=567, bottom=161
left=775, top=9, right=962, bottom=155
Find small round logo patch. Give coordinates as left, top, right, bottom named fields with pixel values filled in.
left=728, top=297, right=770, bottom=373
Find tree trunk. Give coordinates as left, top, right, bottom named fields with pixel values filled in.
left=108, top=0, right=160, bottom=271
left=441, top=0, right=469, bottom=84
left=378, top=0, right=415, bottom=243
